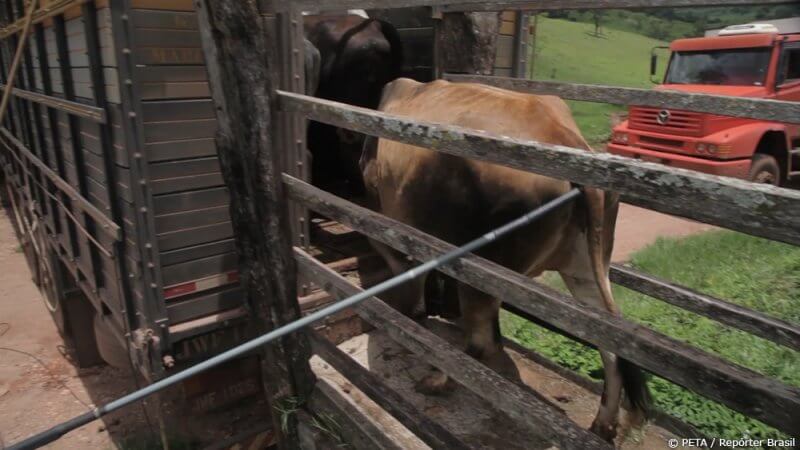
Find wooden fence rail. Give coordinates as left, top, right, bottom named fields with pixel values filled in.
left=609, top=265, right=800, bottom=352
left=285, top=174, right=800, bottom=437
left=0, top=83, right=106, bottom=123
left=445, top=75, right=800, bottom=124
left=310, top=331, right=473, bottom=449
left=277, top=92, right=800, bottom=247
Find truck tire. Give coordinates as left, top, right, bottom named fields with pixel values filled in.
left=748, top=154, right=780, bottom=186
left=33, top=223, right=68, bottom=336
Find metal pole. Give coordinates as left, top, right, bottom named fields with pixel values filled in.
left=0, top=0, right=37, bottom=126
left=8, top=188, right=583, bottom=450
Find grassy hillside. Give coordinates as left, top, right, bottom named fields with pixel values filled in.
left=549, top=5, right=800, bottom=42
left=529, top=17, right=668, bottom=145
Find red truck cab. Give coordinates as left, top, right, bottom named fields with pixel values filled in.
left=608, top=19, right=800, bottom=186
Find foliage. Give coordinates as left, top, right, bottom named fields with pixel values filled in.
left=310, top=412, right=352, bottom=448
left=500, top=231, right=800, bottom=446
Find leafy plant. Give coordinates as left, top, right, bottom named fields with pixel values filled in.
left=274, top=396, right=304, bottom=434
left=310, top=412, right=351, bottom=448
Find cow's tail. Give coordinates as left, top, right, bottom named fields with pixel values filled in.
left=376, top=19, right=405, bottom=79
left=583, top=187, right=618, bottom=315
left=583, top=187, right=651, bottom=424
left=620, top=357, right=652, bottom=425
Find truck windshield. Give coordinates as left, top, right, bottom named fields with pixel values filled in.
left=665, top=48, right=772, bottom=86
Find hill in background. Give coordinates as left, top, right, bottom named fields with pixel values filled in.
left=547, top=4, right=800, bottom=42
left=530, top=5, right=800, bottom=145
left=529, top=16, right=668, bottom=145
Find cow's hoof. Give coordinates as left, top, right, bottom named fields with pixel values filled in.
left=415, top=371, right=456, bottom=396
left=589, top=420, right=617, bottom=443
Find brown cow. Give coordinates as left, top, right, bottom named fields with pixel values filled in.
left=360, top=78, right=650, bottom=442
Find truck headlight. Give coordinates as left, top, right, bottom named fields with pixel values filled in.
left=613, top=133, right=629, bottom=144
left=708, top=144, right=719, bottom=154
left=696, top=143, right=707, bottom=153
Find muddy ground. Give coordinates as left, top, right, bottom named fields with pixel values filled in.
left=0, top=203, right=712, bottom=449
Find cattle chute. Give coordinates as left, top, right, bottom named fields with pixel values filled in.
left=7, top=188, right=583, bottom=450
left=0, top=0, right=797, bottom=449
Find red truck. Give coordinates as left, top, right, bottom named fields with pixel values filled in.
left=608, top=19, right=800, bottom=186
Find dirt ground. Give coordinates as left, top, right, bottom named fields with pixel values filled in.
left=313, top=319, right=683, bottom=449
left=0, top=203, right=713, bottom=449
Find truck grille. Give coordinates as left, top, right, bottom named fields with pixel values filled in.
left=629, top=107, right=704, bottom=137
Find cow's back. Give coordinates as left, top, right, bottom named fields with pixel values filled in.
left=364, top=78, right=589, bottom=273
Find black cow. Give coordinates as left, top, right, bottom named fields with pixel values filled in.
left=304, top=38, right=321, bottom=96
left=304, top=14, right=404, bottom=196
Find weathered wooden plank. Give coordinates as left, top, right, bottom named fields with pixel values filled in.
left=0, top=83, right=106, bottom=122
left=310, top=331, right=472, bottom=450
left=283, top=0, right=792, bottom=14
left=295, top=247, right=612, bottom=450
left=195, top=3, right=313, bottom=449
left=277, top=92, right=800, bottom=247
left=284, top=175, right=800, bottom=436
left=445, top=75, right=800, bottom=124
left=610, top=264, right=800, bottom=352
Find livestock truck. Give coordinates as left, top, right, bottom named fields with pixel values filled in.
left=608, top=18, right=800, bottom=186
left=0, top=0, right=530, bottom=413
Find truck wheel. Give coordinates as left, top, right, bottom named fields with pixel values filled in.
left=748, top=154, right=780, bottom=186
left=33, top=224, right=68, bottom=336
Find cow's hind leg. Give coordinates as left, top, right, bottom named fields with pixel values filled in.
left=417, top=283, right=519, bottom=394
left=559, top=272, right=648, bottom=442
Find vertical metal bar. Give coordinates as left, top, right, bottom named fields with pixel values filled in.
left=0, top=0, right=36, bottom=127
left=0, top=36, right=20, bottom=138
left=35, top=23, right=66, bottom=237
left=20, top=25, right=49, bottom=223
left=54, top=13, right=102, bottom=289
left=6, top=32, right=36, bottom=213
left=274, top=9, right=311, bottom=294
left=27, top=25, right=57, bottom=233
left=9, top=33, right=35, bottom=152
left=529, top=13, right=538, bottom=78
left=109, top=0, right=168, bottom=378
left=512, top=10, right=529, bottom=79
left=432, top=7, right=443, bottom=80
left=82, top=0, right=135, bottom=345
left=5, top=38, right=25, bottom=146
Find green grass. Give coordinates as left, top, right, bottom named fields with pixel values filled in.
left=529, top=17, right=669, bottom=145
left=547, top=6, right=800, bottom=44
left=501, top=231, right=800, bottom=444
